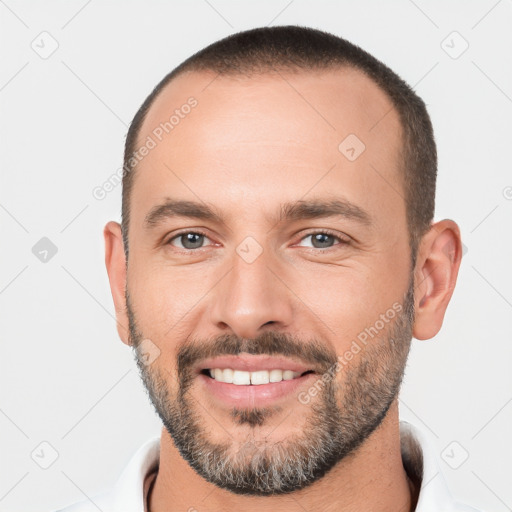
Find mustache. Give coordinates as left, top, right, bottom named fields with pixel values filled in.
left=177, top=331, right=338, bottom=375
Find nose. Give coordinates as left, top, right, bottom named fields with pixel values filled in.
left=209, top=247, right=294, bottom=340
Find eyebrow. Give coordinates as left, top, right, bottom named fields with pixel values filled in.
left=143, top=197, right=372, bottom=229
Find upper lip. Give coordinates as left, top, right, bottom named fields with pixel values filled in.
left=196, top=354, right=315, bottom=374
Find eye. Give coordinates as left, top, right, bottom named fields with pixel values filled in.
left=165, top=229, right=349, bottom=252
left=297, top=230, right=349, bottom=250
left=167, top=231, right=213, bottom=250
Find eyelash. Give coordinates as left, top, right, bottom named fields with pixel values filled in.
left=165, top=229, right=350, bottom=253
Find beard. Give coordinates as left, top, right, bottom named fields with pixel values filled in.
left=127, top=278, right=415, bottom=496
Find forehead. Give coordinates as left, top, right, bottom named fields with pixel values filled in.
left=131, top=67, right=404, bottom=232
left=140, top=66, right=402, bottom=150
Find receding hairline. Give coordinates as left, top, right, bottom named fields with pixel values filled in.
left=131, top=62, right=403, bottom=175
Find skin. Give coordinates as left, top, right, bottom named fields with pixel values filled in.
left=104, top=67, right=462, bottom=511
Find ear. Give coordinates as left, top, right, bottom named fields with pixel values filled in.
left=412, top=219, right=463, bottom=340
left=104, top=221, right=130, bottom=345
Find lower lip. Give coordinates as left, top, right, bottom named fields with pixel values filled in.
left=198, top=373, right=316, bottom=408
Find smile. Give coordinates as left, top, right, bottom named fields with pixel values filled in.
left=196, top=354, right=319, bottom=407
left=205, top=368, right=313, bottom=385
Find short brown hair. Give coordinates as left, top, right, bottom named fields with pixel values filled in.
left=122, top=25, right=436, bottom=263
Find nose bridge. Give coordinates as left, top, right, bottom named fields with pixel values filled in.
left=209, top=240, right=293, bottom=338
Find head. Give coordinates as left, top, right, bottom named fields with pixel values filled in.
left=104, top=26, right=462, bottom=495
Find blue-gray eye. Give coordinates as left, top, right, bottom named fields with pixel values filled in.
left=298, top=232, right=343, bottom=249
left=169, top=232, right=210, bottom=250
left=312, top=233, right=335, bottom=248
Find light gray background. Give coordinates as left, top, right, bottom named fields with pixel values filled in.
left=1, top=1, right=511, bottom=511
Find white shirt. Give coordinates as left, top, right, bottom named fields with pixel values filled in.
left=55, top=421, right=482, bottom=512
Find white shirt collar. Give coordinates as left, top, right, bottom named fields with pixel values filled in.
left=399, top=420, right=479, bottom=511
left=56, top=421, right=480, bottom=511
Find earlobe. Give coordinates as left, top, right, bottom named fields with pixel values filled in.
left=412, top=220, right=463, bottom=340
left=104, top=221, right=131, bottom=345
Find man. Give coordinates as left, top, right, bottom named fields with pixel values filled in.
left=57, top=25, right=480, bottom=511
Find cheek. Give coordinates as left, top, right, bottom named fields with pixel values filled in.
left=289, top=263, right=405, bottom=346
left=128, top=262, right=207, bottom=341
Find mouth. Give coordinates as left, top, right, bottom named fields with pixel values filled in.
left=201, top=368, right=315, bottom=385
left=195, top=354, right=318, bottom=407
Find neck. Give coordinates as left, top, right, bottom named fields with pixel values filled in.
left=148, top=400, right=414, bottom=512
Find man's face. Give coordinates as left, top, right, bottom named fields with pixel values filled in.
left=125, top=68, right=414, bottom=494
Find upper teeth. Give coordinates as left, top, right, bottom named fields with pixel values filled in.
left=208, top=368, right=302, bottom=385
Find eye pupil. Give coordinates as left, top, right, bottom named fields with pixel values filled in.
left=312, top=233, right=334, bottom=248
left=182, top=233, right=204, bottom=249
